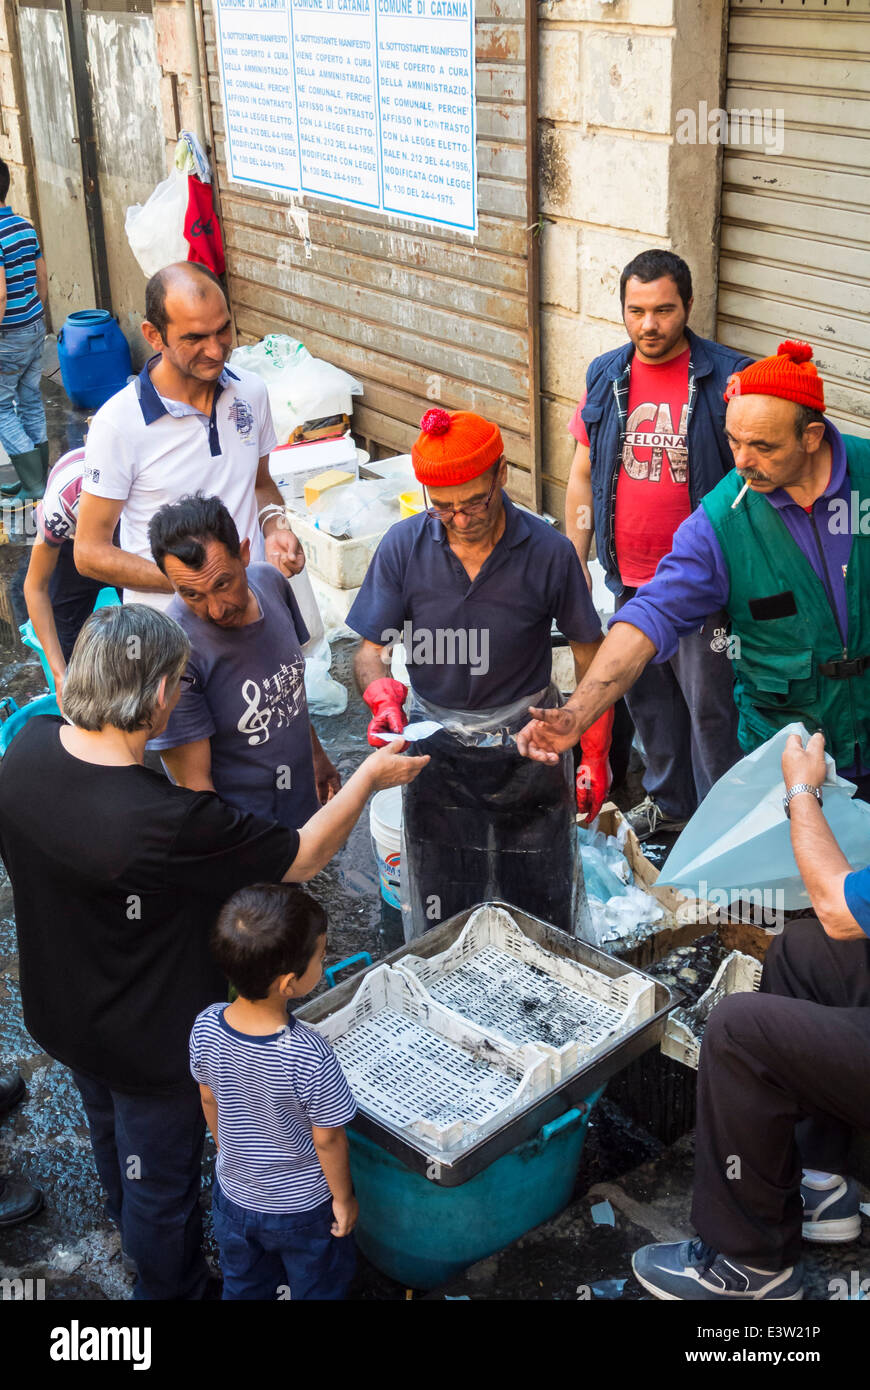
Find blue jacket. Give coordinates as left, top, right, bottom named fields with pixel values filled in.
left=580, top=326, right=752, bottom=595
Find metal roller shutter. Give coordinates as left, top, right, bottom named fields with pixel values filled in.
left=717, top=0, right=870, bottom=437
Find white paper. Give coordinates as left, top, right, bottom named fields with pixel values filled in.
left=378, top=720, right=443, bottom=743
left=214, top=0, right=477, bottom=234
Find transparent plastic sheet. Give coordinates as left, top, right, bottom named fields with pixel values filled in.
left=573, top=825, right=663, bottom=949
left=308, top=478, right=401, bottom=538
left=658, top=721, right=870, bottom=910
left=399, top=685, right=582, bottom=941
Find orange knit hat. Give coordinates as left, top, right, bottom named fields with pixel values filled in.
left=724, top=340, right=825, bottom=412
left=411, top=409, right=504, bottom=487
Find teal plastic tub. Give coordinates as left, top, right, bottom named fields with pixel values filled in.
left=348, top=1087, right=603, bottom=1289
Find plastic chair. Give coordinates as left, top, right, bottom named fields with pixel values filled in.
left=0, top=693, right=61, bottom=756
left=18, top=587, right=120, bottom=692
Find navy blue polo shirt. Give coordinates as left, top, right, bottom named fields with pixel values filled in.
left=347, top=492, right=601, bottom=708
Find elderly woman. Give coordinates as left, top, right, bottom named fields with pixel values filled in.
left=0, top=603, right=426, bottom=1300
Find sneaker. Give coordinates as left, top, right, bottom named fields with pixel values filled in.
left=624, top=796, right=687, bottom=842
left=631, top=1238, right=804, bottom=1301
left=801, top=1175, right=861, bottom=1243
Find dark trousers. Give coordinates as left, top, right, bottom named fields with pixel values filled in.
left=616, top=592, right=742, bottom=820
left=73, top=1071, right=209, bottom=1300
left=691, top=918, right=870, bottom=1267
left=212, top=1183, right=355, bottom=1300
left=403, top=733, right=577, bottom=937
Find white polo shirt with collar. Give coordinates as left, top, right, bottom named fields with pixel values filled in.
left=82, top=356, right=278, bottom=609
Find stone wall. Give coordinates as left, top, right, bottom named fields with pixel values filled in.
left=536, top=0, right=728, bottom=519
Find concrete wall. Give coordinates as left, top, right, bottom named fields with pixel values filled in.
left=0, top=0, right=38, bottom=226
left=536, top=0, right=728, bottom=519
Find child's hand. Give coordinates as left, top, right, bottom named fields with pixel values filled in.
left=331, top=1195, right=358, bottom=1237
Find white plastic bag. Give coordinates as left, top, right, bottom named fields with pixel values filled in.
left=287, top=565, right=324, bottom=655
left=285, top=355, right=362, bottom=427
left=125, top=168, right=189, bottom=278
left=303, top=636, right=348, bottom=717
left=658, top=722, right=870, bottom=910
left=230, top=335, right=309, bottom=385
left=229, top=337, right=361, bottom=444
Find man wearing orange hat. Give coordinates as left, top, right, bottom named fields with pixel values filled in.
left=347, top=407, right=607, bottom=937
left=517, top=340, right=870, bottom=1300
left=518, top=340, right=870, bottom=799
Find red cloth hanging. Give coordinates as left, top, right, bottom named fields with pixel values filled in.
left=183, top=175, right=225, bottom=275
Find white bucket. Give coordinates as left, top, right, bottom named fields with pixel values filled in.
left=370, top=786, right=402, bottom=910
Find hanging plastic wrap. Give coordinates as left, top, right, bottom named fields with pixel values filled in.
left=658, top=721, right=870, bottom=910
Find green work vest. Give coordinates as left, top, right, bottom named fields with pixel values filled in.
left=702, top=435, right=870, bottom=768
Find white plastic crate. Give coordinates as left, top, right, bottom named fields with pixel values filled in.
left=661, top=950, right=763, bottom=1070
left=314, top=964, right=552, bottom=1155
left=398, top=905, right=657, bottom=1079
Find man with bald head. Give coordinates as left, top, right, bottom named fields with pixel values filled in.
left=518, top=340, right=870, bottom=799
left=75, top=262, right=303, bottom=608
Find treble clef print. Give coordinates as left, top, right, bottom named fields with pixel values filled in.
left=238, top=679, right=271, bottom=746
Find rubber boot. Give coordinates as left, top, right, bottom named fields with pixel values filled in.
left=38, top=439, right=50, bottom=476
left=7, top=447, right=46, bottom=500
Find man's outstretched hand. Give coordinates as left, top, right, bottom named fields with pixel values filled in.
left=782, top=730, right=827, bottom=791
left=516, top=705, right=584, bottom=763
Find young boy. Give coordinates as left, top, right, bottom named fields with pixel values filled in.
left=190, top=883, right=358, bottom=1300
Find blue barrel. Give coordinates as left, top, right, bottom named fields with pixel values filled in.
left=348, top=1088, right=604, bottom=1289
left=58, top=310, right=133, bottom=410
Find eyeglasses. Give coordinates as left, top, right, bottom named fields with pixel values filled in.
left=424, top=468, right=500, bottom=523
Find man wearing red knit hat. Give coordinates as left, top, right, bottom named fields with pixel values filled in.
left=346, top=407, right=606, bottom=937
left=518, top=341, right=870, bottom=1300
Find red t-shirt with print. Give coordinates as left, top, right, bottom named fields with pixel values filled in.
left=569, top=346, right=691, bottom=586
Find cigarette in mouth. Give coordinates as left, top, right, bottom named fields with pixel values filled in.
left=731, top=480, right=751, bottom=510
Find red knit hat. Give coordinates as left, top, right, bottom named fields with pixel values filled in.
left=724, top=340, right=825, bottom=412
left=411, top=408, right=504, bottom=487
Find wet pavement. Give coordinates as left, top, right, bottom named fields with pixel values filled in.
left=0, top=378, right=867, bottom=1300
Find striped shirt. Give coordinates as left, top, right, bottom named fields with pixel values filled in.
left=0, top=207, right=43, bottom=327
left=190, top=1003, right=357, bottom=1214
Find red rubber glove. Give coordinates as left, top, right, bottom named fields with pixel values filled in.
left=575, top=707, right=614, bottom=823
left=363, top=677, right=408, bottom=747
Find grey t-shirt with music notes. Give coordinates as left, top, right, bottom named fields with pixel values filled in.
left=151, top=563, right=320, bottom=831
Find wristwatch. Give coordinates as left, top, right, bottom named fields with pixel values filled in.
left=783, top=783, right=823, bottom=818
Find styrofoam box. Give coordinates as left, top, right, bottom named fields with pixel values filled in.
left=314, top=964, right=552, bottom=1156
left=399, top=904, right=656, bottom=1081
left=270, top=436, right=361, bottom=501
left=661, top=950, right=762, bottom=1070
left=284, top=506, right=388, bottom=589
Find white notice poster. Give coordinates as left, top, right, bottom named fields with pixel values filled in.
left=214, top=0, right=477, bottom=235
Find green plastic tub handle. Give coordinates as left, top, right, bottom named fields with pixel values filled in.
left=325, top=952, right=373, bottom=988
left=540, top=1108, right=584, bottom=1145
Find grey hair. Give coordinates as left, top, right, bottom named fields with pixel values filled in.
left=62, top=604, right=190, bottom=733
